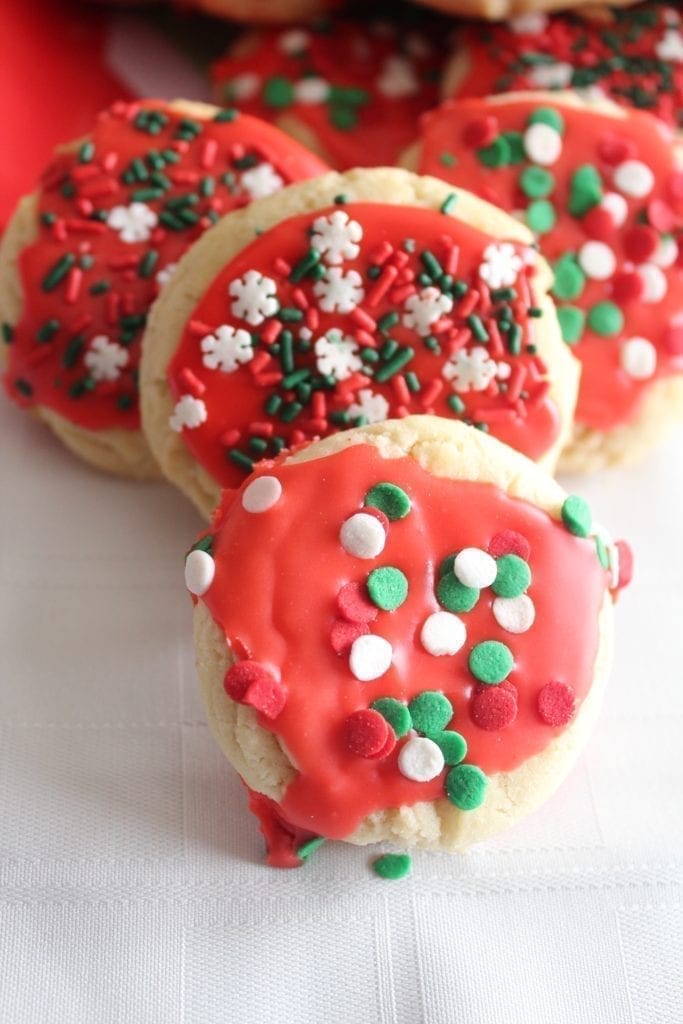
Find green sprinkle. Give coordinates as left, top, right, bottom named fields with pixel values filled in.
left=61, top=334, right=85, bottom=369
left=405, top=371, right=420, bottom=393
left=78, top=141, right=95, bottom=164
left=282, top=368, right=310, bottom=389
left=501, top=131, right=525, bottom=164
left=228, top=449, right=254, bottom=472
left=42, top=254, right=75, bottom=292
left=432, top=730, right=467, bottom=766
left=2, top=322, right=14, bottom=344
left=213, top=108, right=239, bottom=122
left=380, top=338, right=399, bottom=361
left=552, top=255, right=585, bottom=301
left=438, top=553, right=456, bottom=578
left=281, top=400, right=303, bottom=423
left=279, top=331, right=294, bottom=373
left=361, top=347, right=379, bottom=363
left=333, top=193, right=348, bottom=205
left=14, top=378, right=33, bottom=397
left=568, top=164, right=603, bottom=217
left=297, top=836, right=325, bottom=861
left=561, top=495, right=592, bottom=537
left=249, top=437, right=268, bottom=455
left=138, top=250, right=159, bottom=278
left=420, top=250, right=443, bottom=280
left=374, top=346, right=414, bottom=382
left=68, top=376, right=95, bottom=399
left=79, top=254, right=94, bottom=271
left=117, top=394, right=134, bottom=411
left=595, top=533, right=610, bottom=569
left=478, top=135, right=510, bottom=168
left=377, top=311, right=400, bottom=333
left=131, top=187, right=164, bottom=202
left=36, top=319, right=60, bottom=343
left=278, top=307, right=304, bottom=323
left=493, top=554, right=531, bottom=598
left=446, top=764, right=488, bottom=810
left=467, top=314, right=489, bottom=343
left=265, top=394, right=282, bottom=415
left=507, top=323, right=523, bottom=355
left=364, top=482, right=411, bottom=520
left=289, top=247, right=320, bottom=283
left=89, top=280, right=110, bottom=296
left=469, top=641, right=513, bottom=685
left=439, top=152, right=456, bottom=167
left=372, top=853, right=411, bottom=880
left=330, top=105, right=358, bottom=131
left=440, top=192, right=458, bottom=215
left=371, top=698, right=411, bottom=738
left=447, top=394, right=465, bottom=415
left=191, top=534, right=214, bottom=555
left=526, top=199, right=556, bottom=234
left=557, top=305, right=585, bottom=345
left=408, top=691, right=453, bottom=737
left=367, top=567, right=408, bottom=611
left=528, top=106, right=565, bottom=134
left=587, top=300, right=624, bottom=337
left=437, top=574, right=479, bottom=613
left=520, top=165, right=555, bottom=199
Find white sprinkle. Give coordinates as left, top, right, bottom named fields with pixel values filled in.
left=638, top=262, right=667, bottom=303
left=349, top=634, right=393, bottom=681
left=398, top=736, right=445, bottom=782
left=293, top=77, right=330, bottom=104
left=508, top=12, right=548, bottom=33
left=614, top=160, right=654, bottom=198
left=278, top=28, right=310, bottom=54
left=620, top=337, right=657, bottom=380
left=340, top=513, right=386, bottom=559
left=242, top=476, right=282, bottom=513
left=492, top=594, right=536, bottom=634
left=600, top=192, right=628, bottom=228
left=453, top=548, right=497, bottom=588
left=169, top=395, right=207, bottom=433
left=653, top=236, right=678, bottom=269
left=420, top=612, right=466, bottom=657
left=528, top=62, right=573, bottom=89
left=578, top=241, right=616, bottom=281
left=229, top=72, right=259, bottom=101
left=523, top=122, right=562, bottom=166
left=185, top=549, right=215, bottom=596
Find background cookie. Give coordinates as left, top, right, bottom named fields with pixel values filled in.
left=191, top=0, right=340, bottom=21
left=406, top=93, right=683, bottom=471
left=141, top=167, right=578, bottom=517
left=188, top=416, right=629, bottom=864
left=417, top=0, right=638, bottom=18
left=0, top=99, right=328, bottom=478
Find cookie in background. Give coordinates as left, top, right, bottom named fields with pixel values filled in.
left=415, top=0, right=638, bottom=20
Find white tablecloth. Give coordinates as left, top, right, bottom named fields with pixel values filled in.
left=0, top=396, right=680, bottom=1024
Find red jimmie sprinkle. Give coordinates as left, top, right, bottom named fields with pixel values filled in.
left=470, top=682, right=518, bottom=731
left=344, top=709, right=391, bottom=758
left=537, top=681, right=575, bottom=727
left=336, top=581, right=378, bottom=624
left=488, top=529, right=531, bottom=560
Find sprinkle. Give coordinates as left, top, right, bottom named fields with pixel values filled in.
left=364, top=482, right=410, bottom=520
left=587, top=301, right=623, bottom=337
left=493, top=554, right=531, bottom=598
left=468, top=640, right=513, bottom=685
left=557, top=306, right=585, bottom=345
left=372, top=853, right=411, bottom=880
left=453, top=548, right=497, bottom=589
left=241, top=475, right=282, bottom=513
left=492, top=594, right=535, bottom=634
left=398, top=736, right=444, bottom=782
left=349, top=634, right=393, bottom=682
left=561, top=495, right=592, bottom=537
left=445, top=764, right=487, bottom=810
left=523, top=122, right=562, bottom=165
left=440, top=192, right=458, bottom=214
left=367, top=566, right=408, bottom=611
left=184, top=549, right=215, bottom=596
left=552, top=255, right=585, bottom=300
left=432, top=730, right=467, bottom=766
left=567, top=164, right=603, bottom=217
left=297, top=836, right=325, bottom=861
left=42, top=253, right=76, bottom=291
left=330, top=619, right=369, bottom=655
left=420, top=611, right=466, bottom=657
left=345, top=709, right=391, bottom=758
left=371, top=698, right=411, bottom=738
left=337, top=581, right=378, bottom=624
left=620, top=337, right=657, bottom=379
left=340, top=512, right=386, bottom=559
left=224, top=661, right=286, bottom=719
left=578, top=241, right=616, bottom=281
left=437, top=573, right=479, bottom=613
left=537, top=681, right=575, bottom=727
left=408, top=691, right=453, bottom=737
left=470, top=683, right=517, bottom=731
left=613, top=159, right=654, bottom=198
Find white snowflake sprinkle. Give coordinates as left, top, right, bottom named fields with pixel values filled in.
left=169, top=395, right=207, bottom=432
left=155, top=262, right=178, bottom=288
left=377, top=56, right=420, bottom=99
left=443, top=347, right=498, bottom=393
left=346, top=388, right=390, bottom=424
left=200, top=325, right=254, bottom=373
left=293, top=77, right=329, bottom=104
left=229, top=270, right=279, bottom=326
left=314, top=330, right=362, bottom=381
left=656, top=28, right=683, bottom=62
left=310, top=210, right=363, bottom=265
left=403, top=287, right=453, bottom=336
left=106, top=202, right=158, bottom=243
left=241, top=163, right=285, bottom=200
left=314, top=268, right=365, bottom=313
left=83, top=335, right=128, bottom=382
left=509, top=12, right=548, bottom=34
left=479, top=242, right=523, bottom=289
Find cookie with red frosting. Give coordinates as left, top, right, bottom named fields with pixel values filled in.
left=140, top=167, right=578, bottom=516
left=443, top=2, right=683, bottom=132
left=211, top=14, right=449, bottom=170
left=186, top=416, right=630, bottom=866
left=406, top=93, right=683, bottom=470
left=414, top=0, right=637, bottom=18
left=0, top=100, right=328, bottom=477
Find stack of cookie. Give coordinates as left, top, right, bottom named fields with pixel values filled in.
left=7, top=0, right=678, bottom=872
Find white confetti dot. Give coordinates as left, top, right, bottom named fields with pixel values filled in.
left=398, top=736, right=445, bottom=782
left=638, top=263, right=667, bottom=303
left=242, top=476, right=282, bottom=513
left=421, top=612, right=467, bottom=657
left=523, top=122, right=562, bottom=166
left=229, top=72, right=259, bottom=101
left=614, top=160, right=654, bottom=198
left=492, top=594, right=536, bottom=634
left=278, top=28, right=310, bottom=53
left=600, top=192, right=628, bottom=228
left=293, top=77, right=329, bottom=104
left=185, top=549, right=215, bottom=597
left=620, top=337, right=657, bottom=380
left=509, top=12, right=548, bottom=33
left=653, top=236, right=678, bottom=269
left=340, top=513, right=386, bottom=559
left=578, top=241, right=616, bottom=281
left=349, top=634, right=393, bottom=682
left=453, top=548, right=497, bottom=589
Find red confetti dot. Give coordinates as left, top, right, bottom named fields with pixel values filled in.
left=337, top=581, right=378, bottom=624
left=647, top=199, right=675, bottom=234
left=243, top=676, right=287, bottom=720
left=582, top=206, right=616, bottom=241
left=372, top=727, right=397, bottom=760
left=612, top=271, right=644, bottom=304
left=344, top=709, right=390, bottom=758
left=470, top=683, right=518, bottom=731
left=330, top=619, right=369, bottom=655
left=537, top=681, right=575, bottom=727
left=462, top=115, right=498, bottom=149
left=488, top=529, right=531, bottom=560
left=623, top=225, right=658, bottom=264
left=667, top=172, right=683, bottom=204
left=616, top=540, right=634, bottom=590
left=224, top=661, right=276, bottom=702
left=665, top=321, right=683, bottom=354
left=597, top=134, right=635, bottom=165
left=362, top=506, right=390, bottom=532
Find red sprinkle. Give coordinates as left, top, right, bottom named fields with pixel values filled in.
left=470, top=682, right=518, bottom=731
left=330, top=619, right=370, bottom=655
left=178, top=367, right=206, bottom=397
left=224, top=661, right=277, bottom=703
left=581, top=206, right=616, bottom=241
left=612, top=270, right=644, bottom=304
left=537, top=681, right=575, bottom=727
left=488, top=529, right=530, bottom=560
left=615, top=540, right=634, bottom=590
left=344, top=709, right=390, bottom=758
left=598, top=134, right=635, bottom=165
left=623, top=225, right=658, bottom=264
left=337, top=581, right=378, bottom=624
left=665, top=320, right=683, bottom=354
left=462, top=114, right=498, bottom=149
left=647, top=198, right=675, bottom=234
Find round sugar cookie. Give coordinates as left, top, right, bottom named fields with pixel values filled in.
left=140, top=167, right=578, bottom=517
left=414, top=0, right=637, bottom=19
left=190, top=0, right=339, bottom=21
left=443, top=2, right=683, bottom=133
left=188, top=416, right=631, bottom=866
left=405, top=93, right=683, bottom=471
left=0, top=99, right=328, bottom=478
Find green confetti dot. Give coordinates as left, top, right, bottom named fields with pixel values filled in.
left=502, top=130, right=525, bottom=164
left=330, top=105, right=358, bottom=130
left=587, top=300, right=624, bottom=337
left=364, top=482, right=411, bottom=520
left=493, top=554, right=531, bottom=598
left=263, top=75, right=294, bottom=108
left=297, top=836, right=325, bottom=861
left=568, top=164, right=603, bottom=217
left=408, top=691, right=453, bottom=736
left=477, top=135, right=510, bottom=168
left=469, top=641, right=513, bottom=685
left=519, top=165, right=555, bottom=199
left=595, top=533, right=610, bottom=569
left=446, top=764, right=488, bottom=810
left=367, top=567, right=408, bottom=611
left=371, top=698, right=411, bottom=738
left=552, top=255, right=585, bottom=301
left=432, top=730, right=467, bottom=766
left=528, top=106, right=565, bottom=134
left=438, top=553, right=456, bottom=578
left=561, top=495, right=592, bottom=537
left=437, top=573, right=479, bottom=613
left=557, top=305, right=585, bottom=345
left=373, top=853, right=412, bottom=880
left=526, top=199, right=556, bottom=234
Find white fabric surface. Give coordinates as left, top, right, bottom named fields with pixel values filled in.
left=0, top=397, right=681, bottom=1024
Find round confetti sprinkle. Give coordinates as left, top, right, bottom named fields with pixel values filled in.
left=620, top=337, right=657, bottom=379
left=344, top=709, right=390, bottom=758
left=493, top=554, right=531, bottom=598
left=578, top=241, right=616, bottom=281
left=371, top=697, right=412, bottom=738
left=639, top=263, right=667, bottom=304
left=432, top=730, right=467, bottom=765
left=372, top=853, right=412, bottom=880
left=297, top=836, right=325, bottom=861
left=537, top=681, right=575, bottom=726
left=337, top=581, right=378, bottom=624
left=398, top=735, right=445, bottom=782
left=438, top=553, right=457, bottom=577
left=519, top=165, right=554, bottom=199
left=492, top=594, right=535, bottom=634
left=242, top=673, right=287, bottom=720
left=561, top=495, right=592, bottom=537
left=557, top=305, right=585, bottom=345
left=408, top=691, right=453, bottom=736
left=528, top=106, right=564, bottom=134
left=436, top=573, right=479, bottom=613
left=349, top=634, right=393, bottom=681
left=367, top=566, right=408, bottom=611
left=488, top=530, right=530, bottom=560
left=241, top=475, right=282, bottom=513
left=420, top=611, right=466, bottom=657
left=523, top=122, right=562, bottom=165
left=614, top=160, right=654, bottom=198
left=587, top=301, right=624, bottom=337
left=552, top=255, right=585, bottom=300
left=364, top=482, right=411, bottom=520
left=526, top=199, right=556, bottom=234
left=469, top=640, right=513, bottom=685
left=600, top=192, right=628, bottom=228
left=184, top=549, right=215, bottom=596
left=616, top=540, right=634, bottom=590
left=330, top=619, right=369, bottom=655
left=340, top=512, right=386, bottom=559
left=470, top=684, right=518, bottom=731
left=445, top=764, right=488, bottom=810
left=224, top=660, right=276, bottom=702
left=453, top=547, right=497, bottom=589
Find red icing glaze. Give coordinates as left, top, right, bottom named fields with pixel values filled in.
left=168, top=202, right=561, bottom=486
left=3, top=101, right=328, bottom=431
left=211, top=14, right=449, bottom=169
left=246, top=787, right=316, bottom=868
left=449, top=4, right=683, bottom=132
left=199, top=444, right=613, bottom=841
left=417, top=97, right=683, bottom=431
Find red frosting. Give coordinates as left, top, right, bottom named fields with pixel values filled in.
left=168, top=201, right=561, bottom=487
left=417, top=97, right=683, bottom=431
left=211, top=14, right=448, bottom=169
left=2, top=100, right=328, bottom=431
left=198, top=443, right=615, bottom=843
